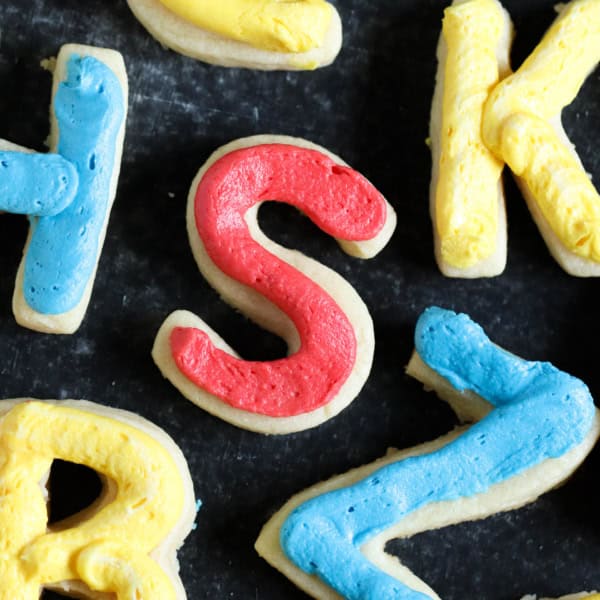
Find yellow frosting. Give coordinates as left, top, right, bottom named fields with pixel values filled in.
left=483, top=0, right=600, bottom=262
left=0, top=402, right=185, bottom=598
left=435, top=0, right=507, bottom=268
left=158, top=0, right=333, bottom=53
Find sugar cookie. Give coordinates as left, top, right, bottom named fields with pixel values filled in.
left=256, top=307, right=600, bottom=598
left=483, top=0, right=600, bottom=276
left=5, top=44, right=128, bottom=334
left=126, top=0, right=342, bottom=70
left=0, top=399, right=196, bottom=599
left=430, top=0, right=512, bottom=277
left=153, top=135, right=396, bottom=434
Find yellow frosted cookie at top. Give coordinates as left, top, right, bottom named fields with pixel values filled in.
left=483, top=0, right=600, bottom=276
left=158, top=0, right=332, bottom=53
left=126, top=0, right=342, bottom=70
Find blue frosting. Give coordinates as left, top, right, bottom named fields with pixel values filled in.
left=280, top=307, right=595, bottom=600
left=0, top=151, right=78, bottom=216
left=23, top=54, right=125, bottom=314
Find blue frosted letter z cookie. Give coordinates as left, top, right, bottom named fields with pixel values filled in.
left=256, top=307, right=600, bottom=599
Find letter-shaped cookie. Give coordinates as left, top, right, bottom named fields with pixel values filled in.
left=126, top=0, right=342, bottom=70
left=153, top=135, right=396, bottom=434
left=430, top=0, right=512, bottom=277
left=4, top=44, right=128, bottom=334
left=482, top=0, right=600, bottom=276
left=0, top=399, right=196, bottom=599
left=256, top=307, right=600, bottom=598
left=432, top=0, right=600, bottom=277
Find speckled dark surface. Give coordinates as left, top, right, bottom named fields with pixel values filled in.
left=0, top=1, right=599, bottom=598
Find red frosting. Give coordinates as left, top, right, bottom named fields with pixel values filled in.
left=170, top=144, right=388, bottom=417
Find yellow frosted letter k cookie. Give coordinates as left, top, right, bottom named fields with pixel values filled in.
left=0, top=400, right=196, bottom=600
left=431, top=0, right=512, bottom=277
left=483, top=0, right=600, bottom=275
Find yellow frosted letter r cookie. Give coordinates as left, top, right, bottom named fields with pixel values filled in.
left=0, top=400, right=196, bottom=599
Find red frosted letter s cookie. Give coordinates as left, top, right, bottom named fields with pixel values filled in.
left=153, top=135, right=396, bottom=434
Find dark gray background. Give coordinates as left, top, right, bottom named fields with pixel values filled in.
left=1, top=1, right=599, bottom=598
